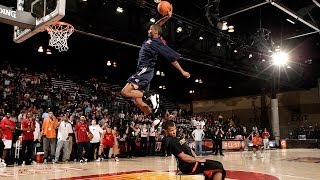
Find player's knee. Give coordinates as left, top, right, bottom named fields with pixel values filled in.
left=121, top=88, right=128, bottom=97
left=216, top=161, right=224, bottom=170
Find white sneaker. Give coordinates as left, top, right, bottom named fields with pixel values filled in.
left=149, top=94, right=159, bottom=112
left=79, top=159, right=84, bottom=163
left=96, top=157, right=101, bottom=162
left=152, top=118, right=161, bottom=127
left=0, top=159, right=6, bottom=167
left=115, top=157, right=119, bottom=162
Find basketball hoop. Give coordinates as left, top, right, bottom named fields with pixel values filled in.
left=46, top=21, right=74, bottom=52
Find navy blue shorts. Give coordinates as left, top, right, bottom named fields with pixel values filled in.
left=127, top=67, right=154, bottom=91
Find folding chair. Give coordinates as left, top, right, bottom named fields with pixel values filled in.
left=175, top=158, right=183, bottom=180
left=14, top=136, right=22, bottom=160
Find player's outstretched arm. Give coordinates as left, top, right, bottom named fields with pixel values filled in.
left=171, top=61, right=190, bottom=79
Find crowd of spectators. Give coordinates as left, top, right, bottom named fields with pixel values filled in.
left=0, top=64, right=272, bottom=167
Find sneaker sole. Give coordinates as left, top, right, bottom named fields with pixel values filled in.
left=152, top=119, right=160, bottom=127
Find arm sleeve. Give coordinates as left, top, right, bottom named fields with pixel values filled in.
left=154, top=41, right=181, bottom=62
left=74, top=123, right=78, bottom=132
left=168, top=139, right=183, bottom=156
left=68, top=124, right=73, bottom=134
left=0, top=119, right=4, bottom=129
left=20, top=120, right=24, bottom=130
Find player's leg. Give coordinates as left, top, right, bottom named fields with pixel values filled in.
left=196, top=160, right=226, bottom=180
left=134, top=97, right=151, bottom=115
left=121, top=83, right=144, bottom=99
left=134, top=97, right=160, bottom=125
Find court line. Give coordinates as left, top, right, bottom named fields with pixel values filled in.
left=281, top=175, right=318, bottom=180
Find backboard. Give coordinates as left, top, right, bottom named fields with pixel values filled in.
left=13, top=0, right=66, bottom=43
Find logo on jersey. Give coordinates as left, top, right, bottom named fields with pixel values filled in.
left=179, top=138, right=186, bottom=145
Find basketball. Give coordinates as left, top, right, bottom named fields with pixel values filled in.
left=87, top=132, right=94, bottom=140
left=157, top=1, right=172, bottom=16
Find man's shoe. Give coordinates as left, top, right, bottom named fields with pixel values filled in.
left=152, top=118, right=161, bottom=127
left=149, top=94, right=160, bottom=113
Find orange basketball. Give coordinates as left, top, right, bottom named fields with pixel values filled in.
left=87, top=132, right=94, bottom=140
left=157, top=1, right=172, bottom=16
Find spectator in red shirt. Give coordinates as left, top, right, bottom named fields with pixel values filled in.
left=19, top=112, right=35, bottom=165
left=96, top=127, right=116, bottom=161
left=1, top=113, right=16, bottom=165
left=75, top=116, right=90, bottom=163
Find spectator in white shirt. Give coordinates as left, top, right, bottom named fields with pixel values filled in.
left=32, top=118, right=41, bottom=162
left=89, top=119, right=103, bottom=160
left=192, top=125, right=205, bottom=155
left=53, top=114, right=73, bottom=163
left=140, top=123, right=149, bottom=156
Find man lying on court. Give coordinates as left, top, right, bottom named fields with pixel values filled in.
left=163, top=121, right=226, bottom=180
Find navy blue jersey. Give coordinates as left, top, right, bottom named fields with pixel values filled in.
left=137, top=37, right=180, bottom=69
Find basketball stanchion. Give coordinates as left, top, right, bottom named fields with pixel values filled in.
left=46, top=21, right=74, bottom=52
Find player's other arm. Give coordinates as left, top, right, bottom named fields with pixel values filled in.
left=177, top=152, right=205, bottom=163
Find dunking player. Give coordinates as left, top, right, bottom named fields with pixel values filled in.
left=163, top=121, right=226, bottom=180
left=121, top=8, right=190, bottom=126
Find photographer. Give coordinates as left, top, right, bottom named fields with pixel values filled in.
left=214, top=125, right=224, bottom=156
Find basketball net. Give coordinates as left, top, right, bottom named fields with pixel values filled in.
left=46, top=22, right=74, bottom=52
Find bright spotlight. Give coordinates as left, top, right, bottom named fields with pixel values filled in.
left=272, top=52, right=289, bottom=66
left=116, top=7, right=123, bottom=13
left=150, top=18, right=155, bottom=23
left=176, top=27, right=183, bottom=33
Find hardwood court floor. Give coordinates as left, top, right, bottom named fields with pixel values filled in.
left=0, top=149, right=319, bottom=180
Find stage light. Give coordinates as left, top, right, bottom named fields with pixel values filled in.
left=249, top=53, right=253, bottom=58
left=116, top=7, right=123, bottom=13
left=150, top=18, right=155, bottom=23
left=221, top=21, right=228, bottom=30
left=156, top=70, right=160, bottom=75
left=38, top=46, right=43, bottom=53
left=161, top=72, right=165, bottom=76
left=176, top=27, right=183, bottom=33
left=159, top=86, right=163, bottom=89
left=107, top=61, right=111, bottom=66
left=199, top=36, right=204, bottom=40
left=46, top=49, right=52, bottom=55
left=228, top=86, right=232, bottom=89
left=195, top=79, right=199, bottom=83
left=272, top=52, right=289, bottom=66
left=216, top=42, right=221, bottom=47
left=286, top=19, right=295, bottom=24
